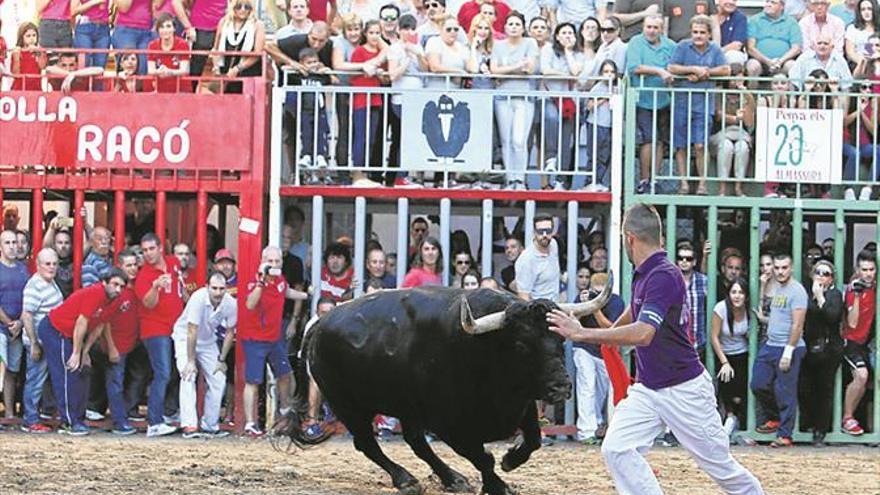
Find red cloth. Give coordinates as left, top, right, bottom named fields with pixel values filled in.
left=12, top=50, right=42, bottom=91
left=457, top=0, right=510, bottom=34
left=239, top=276, right=288, bottom=342
left=600, top=344, right=631, bottom=405
left=401, top=267, right=441, bottom=288
left=48, top=284, right=109, bottom=339
left=95, top=287, right=140, bottom=355
left=350, top=46, right=385, bottom=109
left=134, top=256, right=185, bottom=339
left=844, top=286, right=875, bottom=345
left=145, top=37, right=191, bottom=93
left=307, top=0, right=335, bottom=21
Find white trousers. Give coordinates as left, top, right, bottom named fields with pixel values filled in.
left=174, top=339, right=227, bottom=431
left=495, top=98, right=534, bottom=183
left=573, top=347, right=609, bottom=439
left=601, top=372, right=764, bottom=495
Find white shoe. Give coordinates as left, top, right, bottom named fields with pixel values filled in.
left=85, top=409, right=105, bottom=421
left=583, top=183, right=609, bottom=192
left=297, top=155, right=313, bottom=169
left=163, top=414, right=180, bottom=424
left=859, top=186, right=872, bottom=201
left=552, top=182, right=566, bottom=191
left=544, top=157, right=557, bottom=173
left=146, top=423, right=178, bottom=437
left=314, top=155, right=328, bottom=169
left=723, top=416, right=738, bottom=438
left=844, top=188, right=856, bottom=201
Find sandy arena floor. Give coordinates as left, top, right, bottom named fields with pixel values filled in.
left=0, top=432, right=877, bottom=495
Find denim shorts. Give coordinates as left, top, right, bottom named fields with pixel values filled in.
left=0, top=332, right=24, bottom=373
left=242, top=338, right=292, bottom=384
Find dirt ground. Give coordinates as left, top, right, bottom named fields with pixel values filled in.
left=0, top=432, right=877, bottom=495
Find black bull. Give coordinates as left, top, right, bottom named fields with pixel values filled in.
left=279, top=280, right=611, bottom=495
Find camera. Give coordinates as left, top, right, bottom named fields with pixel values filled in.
left=262, top=264, right=282, bottom=277
left=852, top=278, right=872, bottom=294
left=57, top=217, right=74, bottom=229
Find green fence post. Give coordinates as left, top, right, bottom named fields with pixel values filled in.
left=832, top=208, right=845, bottom=432
left=747, top=206, right=761, bottom=433
left=792, top=207, right=803, bottom=282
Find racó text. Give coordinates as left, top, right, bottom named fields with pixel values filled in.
left=0, top=95, right=191, bottom=164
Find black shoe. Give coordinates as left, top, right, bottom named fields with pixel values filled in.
left=812, top=431, right=826, bottom=447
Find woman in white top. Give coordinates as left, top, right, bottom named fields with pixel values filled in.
left=540, top=22, right=583, bottom=190
left=710, top=277, right=751, bottom=437
left=332, top=13, right=364, bottom=167
left=491, top=10, right=539, bottom=190
left=387, top=13, right=427, bottom=179
left=425, top=15, right=469, bottom=89
left=845, top=0, right=880, bottom=66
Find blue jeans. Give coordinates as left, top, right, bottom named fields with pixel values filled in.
left=111, top=25, right=153, bottom=75
left=300, top=105, right=330, bottom=159
left=542, top=100, right=575, bottom=186
left=143, top=336, right=172, bottom=426
left=75, top=22, right=111, bottom=71
left=105, top=352, right=129, bottom=429
left=843, top=143, right=880, bottom=181
left=352, top=107, right=381, bottom=168
left=22, top=341, right=49, bottom=426
left=750, top=344, right=806, bottom=438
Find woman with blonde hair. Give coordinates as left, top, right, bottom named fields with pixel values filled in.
left=211, top=0, right=265, bottom=93
left=466, top=13, right=494, bottom=89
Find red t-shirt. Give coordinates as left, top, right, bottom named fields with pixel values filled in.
left=48, top=284, right=110, bottom=339
left=95, top=287, right=140, bottom=355
left=182, top=269, right=199, bottom=295
left=239, top=276, right=288, bottom=342
left=457, top=0, right=510, bottom=34
left=401, top=267, right=441, bottom=288
left=134, top=256, right=185, bottom=339
left=320, top=265, right=353, bottom=301
left=844, top=285, right=876, bottom=345
left=307, top=0, right=335, bottom=21
left=350, top=46, right=385, bottom=109
left=145, top=37, right=191, bottom=93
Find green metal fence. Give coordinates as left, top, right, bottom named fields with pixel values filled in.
left=621, top=78, right=880, bottom=445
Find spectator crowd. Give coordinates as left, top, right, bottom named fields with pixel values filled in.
left=0, top=200, right=874, bottom=448
left=3, top=0, right=879, bottom=195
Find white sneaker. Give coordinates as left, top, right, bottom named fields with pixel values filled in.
left=583, top=183, right=610, bottom=192
left=146, top=423, right=178, bottom=437
left=859, top=186, right=872, bottom=201
left=314, top=155, right=328, bottom=169
left=552, top=182, right=566, bottom=191
left=723, top=416, right=738, bottom=438
left=544, top=157, right=557, bottom=173
left=297, top=155, right=313, bottom=169
left=85, top=409, right=105, bottom=421
left=844, top=188, right=856, bottom=201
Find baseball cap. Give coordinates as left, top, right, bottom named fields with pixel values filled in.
left=214, top=248, right=236, bottom=263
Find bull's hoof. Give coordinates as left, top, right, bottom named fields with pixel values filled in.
left=397, top=481, right=425, bottom=495
left=442, top=475, right=473, bottom=493
left=479, top=483, right=518, bottom=495
left=500, top=451, right=523, bottom=472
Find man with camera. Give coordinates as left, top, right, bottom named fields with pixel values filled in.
left=240, top=246, right=309, bottom=437
left=841, top=249, right=876, bottom=436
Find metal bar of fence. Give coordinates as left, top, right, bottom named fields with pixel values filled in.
left=353, top=196, right=366, bottom=299
left=395, top=198, right=409, bottom=288
left=310, top=195, right=324, bottom=314
left=481, top=200, right=493, bottom=280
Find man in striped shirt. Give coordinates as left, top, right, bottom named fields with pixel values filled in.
left=81, top=227, right=113, bottom=288
left=20, top=248, right=64, bottom=433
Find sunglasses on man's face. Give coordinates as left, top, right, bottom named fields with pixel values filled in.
left=456, top=260, right=471, bottom=265
left=445, top=26, right=460, bottom=32
left=678, top=256, right=694, bottom=262
left=535, top=228, right=553, bottom=235
left=381, top=14, right=399, bottom=22
left=600, top=27, right=616, bottom=33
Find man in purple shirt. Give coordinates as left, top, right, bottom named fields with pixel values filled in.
left=547, top=203, right=763, bottom=495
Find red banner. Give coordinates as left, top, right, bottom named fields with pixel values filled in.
left=0, top=92, right=254, bottom=170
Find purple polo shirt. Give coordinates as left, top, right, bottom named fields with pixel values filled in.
left=631, top=250, right=704, bottom=390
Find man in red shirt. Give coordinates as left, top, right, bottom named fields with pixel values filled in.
left=842, top=249, right=876, bottom=436
left=319, top=242, right=353, bottom=302
left=173, top=243, right=198, bottom=296
left=38, top=269, right=127, bottom=436
left=134, top=232, right=186, bottom=437
left=240, top=245, right=309, bottom=436
left=89, top=249, right=141, bottom=435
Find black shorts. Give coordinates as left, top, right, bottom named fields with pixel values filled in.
left=843, top=340, right=871, bottom=370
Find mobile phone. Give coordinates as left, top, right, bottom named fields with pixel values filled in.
left=58, top=217, right=74, bottom=228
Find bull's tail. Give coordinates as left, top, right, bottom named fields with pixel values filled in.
left=270, top=409, right=334, bottom=452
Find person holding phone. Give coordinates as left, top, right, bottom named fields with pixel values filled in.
left=240, top=245, right=309, bottom=437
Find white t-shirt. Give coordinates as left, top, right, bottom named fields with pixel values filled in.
left=172, top=287, right=238, bottom=345
left=845, top=24, right=872, bottom=58
left=515, top=238, right=560, bottom=302
left=387, top=41, right=424, bottom=104
left=712, top=300, right=749, bottom=355
left=424, top=36, right=469, bottom=88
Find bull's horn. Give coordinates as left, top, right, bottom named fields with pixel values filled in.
left=558, top=270, right=614, bottom=318
left=460, top=296, right=505, bottom=335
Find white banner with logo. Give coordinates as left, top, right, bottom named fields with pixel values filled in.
left=755, top=106, right=843, bottom=184
left=400, top=91, right=493, bottom=172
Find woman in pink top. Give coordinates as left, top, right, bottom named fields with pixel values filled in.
left=402, top=237, right=443, bottom=288
left=36, top=0, right=72, bottom=48
left=112, top=0, right=155, bottom=74
left=72, top=0, right=111, bottom=70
